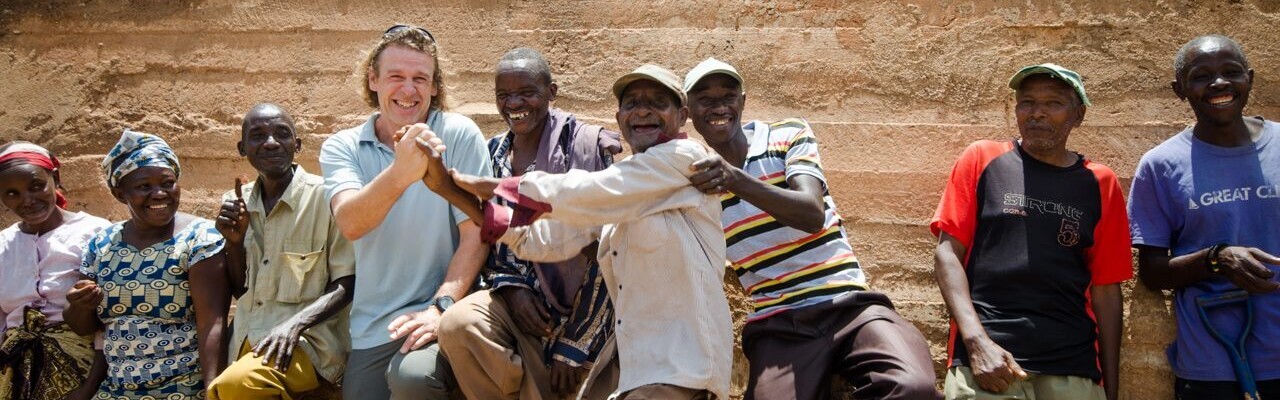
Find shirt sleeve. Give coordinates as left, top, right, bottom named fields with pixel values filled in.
left=319, top=134, right=365, bottom=203
left=326, top=215, right=356, bottom=280
left=929, top=141, right=994, bottom=249
left=510, top=140, right=711, bottom=228
left=781, top=119, right=827, bottom=185
left=78, top=233, right=102, bottom=281
left=187, top=220, right=227, bottom=267
left=1085, top=163, right=1135, bottom=285
left=1127, top=156, right=1174, bottom=248
left=442, top=117, right=493, bottom=225
left=497, top=219, right=602, bottom=264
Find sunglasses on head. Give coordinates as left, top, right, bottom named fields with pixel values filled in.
left=384, top=24, right=435, bottom=42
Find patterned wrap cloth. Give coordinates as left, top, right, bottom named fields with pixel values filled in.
left=0, top=307, right=96, bottom=400
left=101, top=130, right=180, bottom=188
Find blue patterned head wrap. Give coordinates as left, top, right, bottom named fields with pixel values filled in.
left=102, top=129, right=181, bottom=188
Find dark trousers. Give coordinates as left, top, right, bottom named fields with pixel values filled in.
left=1175, top=377, right=1280, bottom=400
left=741, top=291, right=941, bottom=400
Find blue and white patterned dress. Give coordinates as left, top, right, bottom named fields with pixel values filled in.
left=80, top=219, right=224, bottom=400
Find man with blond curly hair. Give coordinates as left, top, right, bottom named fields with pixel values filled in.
left=318, top=24, right=490, bottom=400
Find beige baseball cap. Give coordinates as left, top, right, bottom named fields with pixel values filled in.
left=612, top=64, right=687, bottom=106
left=683, top=57, right=744, bottom=94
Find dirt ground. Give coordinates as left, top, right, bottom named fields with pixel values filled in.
left=3, top=1, right=1279, bottom=399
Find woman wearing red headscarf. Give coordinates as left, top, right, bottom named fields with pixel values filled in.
left=0, top=141, right=109, bottom=400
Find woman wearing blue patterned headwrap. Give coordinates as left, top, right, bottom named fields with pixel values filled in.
left=64, top=130, right=230, bottom=400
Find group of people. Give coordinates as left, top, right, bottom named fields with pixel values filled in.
left=0, top=22, right=1274, bottom=400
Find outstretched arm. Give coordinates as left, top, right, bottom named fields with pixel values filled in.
left=689, top=154, right=826, bottom=233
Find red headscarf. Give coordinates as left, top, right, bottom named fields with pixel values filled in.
left=0, top=143, right=68, bottom=208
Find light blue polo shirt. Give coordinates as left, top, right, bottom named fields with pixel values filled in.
left=319, top=110, right=490, bottom=350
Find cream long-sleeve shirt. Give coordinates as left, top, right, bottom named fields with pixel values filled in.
left=487, top=139, right=733, bottom=399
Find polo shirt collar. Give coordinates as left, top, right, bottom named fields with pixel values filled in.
left=357, top=110, right=442, bottom=144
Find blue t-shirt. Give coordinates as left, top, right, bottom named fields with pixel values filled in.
left=1128, top=118, right=1280, bottom=381
left=319, top=110, right=491, bottom=349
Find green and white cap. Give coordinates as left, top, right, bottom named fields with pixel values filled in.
left=1008, top=63, right=1091, bottom=106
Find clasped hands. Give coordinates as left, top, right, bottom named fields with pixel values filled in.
left=393, top=123, right=498, bottom=200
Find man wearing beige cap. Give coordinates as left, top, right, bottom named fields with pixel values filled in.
left=683, top=57, right=939, bottom=400
left=931, top=63, right=1130, bottom=400
left=420, top=64, right=733, bottom=399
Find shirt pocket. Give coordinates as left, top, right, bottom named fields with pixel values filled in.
left=274, top=249, right=328, bottom=303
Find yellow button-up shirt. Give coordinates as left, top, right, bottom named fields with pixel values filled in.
left=223, top=166, right=355, bottom=382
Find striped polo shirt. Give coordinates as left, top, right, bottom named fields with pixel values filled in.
left=723, top=118, right=868, bottom=322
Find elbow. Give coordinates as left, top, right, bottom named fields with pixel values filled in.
left=1138, top=271, right=1175, bottom=291
left=789, top=208, right=827, bottom=234
left=333, top=216, right=366, bottom=241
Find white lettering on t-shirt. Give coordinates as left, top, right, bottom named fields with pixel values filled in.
left=1191, top=185, right=1280, bottom=208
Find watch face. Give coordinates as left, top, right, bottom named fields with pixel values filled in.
left=436, top=296, right=456, bottom=312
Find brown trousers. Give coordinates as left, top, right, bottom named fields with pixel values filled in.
left=437, top=290, right=617, bottom=400
left=742, top=292, right=941, bottom=400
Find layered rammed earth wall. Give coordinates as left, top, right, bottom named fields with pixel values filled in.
left=2, top=1, right=1279, bottom=398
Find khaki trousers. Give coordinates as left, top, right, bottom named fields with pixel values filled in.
left=208, top=341, right=320, bottom=400
left=944, top=366, right=1103, bottom=400
left=437, top=290, right=617, bottom=400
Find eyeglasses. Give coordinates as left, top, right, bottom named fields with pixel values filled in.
left=384, top=24, right=435, bottom=43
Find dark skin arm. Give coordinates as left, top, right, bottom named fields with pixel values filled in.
left=253, top=275, right=355, bottom=371
left=189, top=254, right=230, bottom=387
left=1091, top=283, right=1122, bottom=400
left=933, top=232, right=1026, bottom=393
left=1136, top=245, right=1280, bottom=293
left=416, top=136, right=488, bottom=223
left=65, top=350, right=107, bottom=400
left=64, top=278, right=104, bottom=336
left=689, top=154, right=826, bottom=233
left=214, top=185, right=250, bottom=298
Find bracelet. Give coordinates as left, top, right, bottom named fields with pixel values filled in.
left=1206, top=243, right=1229, bottom=274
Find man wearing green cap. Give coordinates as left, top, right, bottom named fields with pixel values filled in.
left=930, top=63, right=1130, bottom=400
left=681, top=57, right=939, bottom=400
left=419, top=64, right=733, bottom=399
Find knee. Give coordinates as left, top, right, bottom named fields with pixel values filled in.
left=436, top=302, right=486, bottom=350
left=387, top=348, right=454, bottom=400
left=207, top=359, right=269, bottom=399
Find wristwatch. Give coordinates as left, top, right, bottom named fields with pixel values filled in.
left=1206, top=243, right=1228, bottom=274
left=432, top=295, right=456, bottom=313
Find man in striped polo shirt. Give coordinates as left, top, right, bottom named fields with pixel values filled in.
left=682, top=58, right=939, bottom=400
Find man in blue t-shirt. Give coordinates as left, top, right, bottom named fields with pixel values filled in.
left=1128, top=34, right=1280, bottom=399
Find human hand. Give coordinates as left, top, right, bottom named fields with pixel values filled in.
left=689, top=155, right=738, bottom=195
left=66, top=280, right=103, bottom=312
left=388, top=308, right=443, bottom=354
left=390, top=123, right=434, bottom=185
left=451, top=170, right=500, bottom=201
left=964, top=335, right=1026, bottom=393
left=1218, top=246, right=1280, bottom=294
left=413, top=131, right=450, bottom=191
left=550, top=359, right=585, bottom=395
left=495, top=287, right=551, bottom=338
left=253, top=320, right=305, bottom=372
left=214, top=177, right=250, bottom=244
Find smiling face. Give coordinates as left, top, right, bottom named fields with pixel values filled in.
left=111, top=166, right=180, bottom=229
left=494, top=63, right=557, bottom=137
left=615, top=79, right=688, bottom=153
left=687, top=74, right=745, bottom=144
left=240, top=107, right=300, bottom=180
left=0, top=163, right=60, bottom=231
left=368, top=45, right=439, bottom=131
left=1015, top=75, right=1086, bottom=157
left=1174, top=41, right=1253, bottom=127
